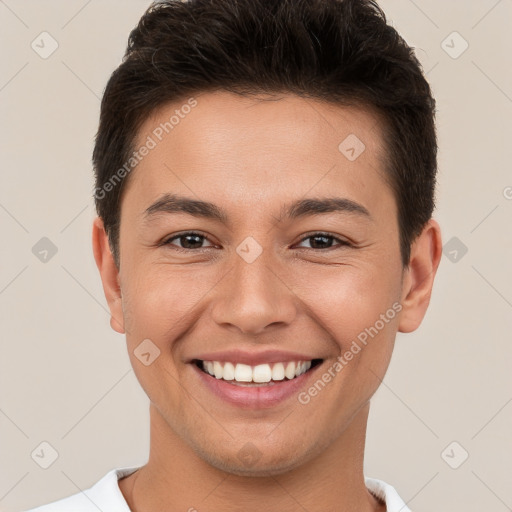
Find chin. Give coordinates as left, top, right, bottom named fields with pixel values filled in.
left=195, top=440, right=316, bottom=477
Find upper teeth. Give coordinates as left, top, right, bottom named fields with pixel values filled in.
left=201, top=360, right=312, bottom=383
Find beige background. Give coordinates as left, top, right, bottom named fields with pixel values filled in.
left=1, top=1, right=511, bottom=511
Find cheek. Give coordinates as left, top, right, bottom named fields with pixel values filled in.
left=121, top=265, right=219, bottom=343
left=296, top=264, right=399, bottom=345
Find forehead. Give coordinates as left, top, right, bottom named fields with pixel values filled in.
left=123, top=91, right=393, bottom=219
left=136, top=91, right=386, bottom=159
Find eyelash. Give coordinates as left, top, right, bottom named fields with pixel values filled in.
left=161, top=231, right=352, bottom=252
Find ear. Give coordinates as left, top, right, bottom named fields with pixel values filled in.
left=398, top=219, right=442, bottom=333
left=92, top=217, right=125, bottom=334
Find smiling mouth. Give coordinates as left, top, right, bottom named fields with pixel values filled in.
left=193, top=359, right=323, bottom=386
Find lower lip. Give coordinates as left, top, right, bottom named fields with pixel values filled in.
left=191, top=363, right=321, bottom=409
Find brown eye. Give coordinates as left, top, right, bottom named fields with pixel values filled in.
left=296, top=233, right=351, bottom=250
left=163, top=232, right=214, bottom=250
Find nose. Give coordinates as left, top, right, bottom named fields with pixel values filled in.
left=210, top=248, right=298, bottom=335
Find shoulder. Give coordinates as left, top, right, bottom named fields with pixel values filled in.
left=24, top=466, right=141, bottom=512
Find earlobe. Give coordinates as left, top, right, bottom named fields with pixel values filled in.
left=92, top=216, right=125, bottom=334
left=398, top=219, right=442, bottom=333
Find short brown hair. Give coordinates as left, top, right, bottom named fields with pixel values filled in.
left=93, top=0, right=437, bottom=268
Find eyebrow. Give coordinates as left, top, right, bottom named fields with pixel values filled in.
left=142, top=193, right=372, bottom=225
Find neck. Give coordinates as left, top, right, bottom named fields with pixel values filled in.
left=120, top=402, right=384, bottom=512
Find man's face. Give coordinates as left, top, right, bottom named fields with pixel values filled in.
left=114, top=91, right=406, bottom=475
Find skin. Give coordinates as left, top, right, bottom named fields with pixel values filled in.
left=93, top=91, right=442, bottom=512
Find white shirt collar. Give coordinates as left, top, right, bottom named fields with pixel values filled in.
left=27, top=466, right=411, bottom=512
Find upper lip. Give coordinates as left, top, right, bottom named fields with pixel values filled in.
left=188, top=349, right=322, bottom=366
